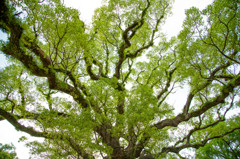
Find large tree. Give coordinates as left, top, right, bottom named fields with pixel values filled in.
left=0, top=0, right=240, bottom=158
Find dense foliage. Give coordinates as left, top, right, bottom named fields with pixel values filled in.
left=0, top=143, right=17, bottom=159
left=0, top=0, right=239, bottom=158
left=196, top=129, right=240, bottom=159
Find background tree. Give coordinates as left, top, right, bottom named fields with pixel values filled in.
left=0, top=143, right=18, bottom=159
left=0, top=0, right=240, bottom=158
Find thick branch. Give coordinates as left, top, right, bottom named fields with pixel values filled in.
left=84, top=57, right=104, bottom=80
left=0, top=107, right=93, bottom=158
left=23, top=37, right=52, bottom=67
left=96, top=123, right=124, bottom=158
left=114, top=0, right=151, bottom=79
left=67, top=137, right=95, bottom=159
left=155, top=75, right=240, bottom=129
left=0, top=107, right=47, bottom=137
left=0, top=2, right=89, bottom=108
left=183, top=61, right=231, bottom=115
left=159, top=127, right=240, bottom=156
left=174, top=117, right=225, bottom=147
left=157, top=68, right=176, bottom=99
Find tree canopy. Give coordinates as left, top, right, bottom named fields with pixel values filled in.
left=0, top=0, right=240, bottom=158
left=0, top=143, right=17, bottom=159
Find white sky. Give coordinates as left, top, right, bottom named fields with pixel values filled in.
left=0, top=0, right=213, bottom=158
